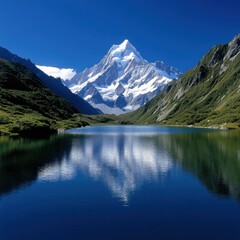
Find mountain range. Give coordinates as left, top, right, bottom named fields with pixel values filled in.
left=65, top=40, right=181, bottom=114
left=124, top=34, right=240, bottom=129
left=0, top=34, right=239, bottom=135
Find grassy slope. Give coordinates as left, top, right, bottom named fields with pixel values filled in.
left=0, top=59, right=89, bottom=136
left=123, top=35, right=240, bottom=128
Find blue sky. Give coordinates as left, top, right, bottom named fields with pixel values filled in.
left=0, top=0, right=239, bottom=72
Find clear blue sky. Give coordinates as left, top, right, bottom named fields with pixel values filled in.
left=0, top=0, right=239, bottom=72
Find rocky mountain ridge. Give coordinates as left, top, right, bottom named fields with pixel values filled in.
left=66, top=40, right=181, bottom=114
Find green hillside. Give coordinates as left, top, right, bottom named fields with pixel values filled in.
left=124, top=34, right=240, bottom=129
left=0, top=59, right=89, bottom=136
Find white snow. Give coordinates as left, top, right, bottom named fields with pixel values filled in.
left=66, top=39, right=180, bottom=114
left=85, top=95, right=92, bottom=101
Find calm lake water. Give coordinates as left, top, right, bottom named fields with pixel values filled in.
left=0, top=126, right=240, bottom=240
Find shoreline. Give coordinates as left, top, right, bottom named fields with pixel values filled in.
left=2, top=121, right=240, bottom=138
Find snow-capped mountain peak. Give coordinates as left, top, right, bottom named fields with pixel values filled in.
left=119, top=39, right=131, bottom=48
left=103, top=39, right=142, bottom=70
left=66, top=40, right=181, bottom=115
left=110, top=39, right=140, bottom=59
left=111, top=39, right=135, bottom=53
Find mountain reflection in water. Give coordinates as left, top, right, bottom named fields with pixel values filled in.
left=1, top=126, right=240, bottom=204
left=38, top=133, right=173, bottom=203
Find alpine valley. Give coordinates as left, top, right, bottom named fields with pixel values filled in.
left=64, top=40, right=181, bottom=114
left=0, top=34, right=239, bottom=136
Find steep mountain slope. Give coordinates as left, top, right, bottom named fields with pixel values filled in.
left=0, top=47, right=100, bottom=115
left=0, top=59, right=89, bottom=136
left=66, top=40, right=181, bottom=114
left=124, top=34, right=240, bottom=128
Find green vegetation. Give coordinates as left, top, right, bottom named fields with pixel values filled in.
left=123, top=35, right=240, bottom=129
left=0, top=59, right=91, bottom=136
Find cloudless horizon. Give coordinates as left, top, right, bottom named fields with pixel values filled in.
left=0, top=0, right=239, bottom=72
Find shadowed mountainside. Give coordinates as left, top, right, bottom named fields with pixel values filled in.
left=0, top=59, right=89, bottom=136
left=0, top=46, right=100, bottom=115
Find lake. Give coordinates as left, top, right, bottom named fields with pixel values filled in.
left=0, top=125, right=240, bottom=239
